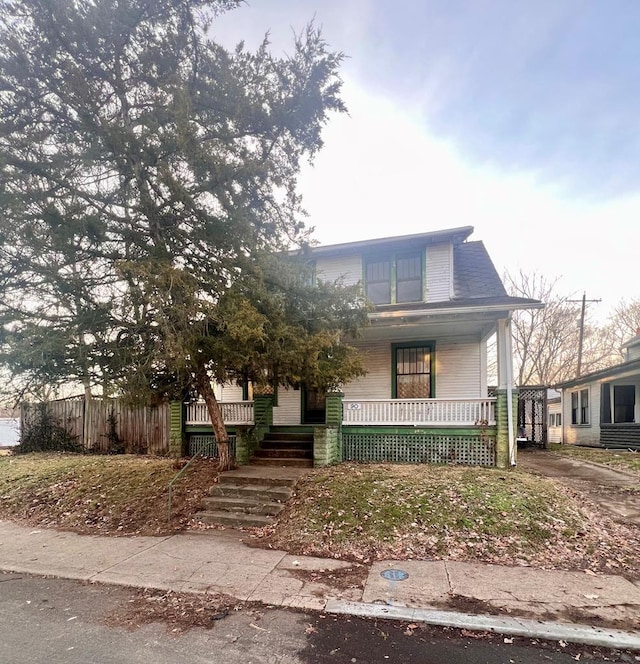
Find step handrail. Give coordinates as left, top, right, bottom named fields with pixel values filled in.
left=167, top=453, right=202, bottom=525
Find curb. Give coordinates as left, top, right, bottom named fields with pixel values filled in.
left=325, top=599, right=640, bottom=652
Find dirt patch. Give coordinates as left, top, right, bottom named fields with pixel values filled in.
left=301, top=613, right=637, bottom=663
left=104, top=588, right=245, bottom=633
left=435, top=593, right=500, bottom=616
left=555, top=605, right=640, bottom=633
left=430, top=594, right=640, bottom=634
left=286, top=564, right=368, bottom=593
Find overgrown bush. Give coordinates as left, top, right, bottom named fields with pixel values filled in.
left=105, top=408, right=125, bottom=454
left=17, top=407, right=82, bottom=454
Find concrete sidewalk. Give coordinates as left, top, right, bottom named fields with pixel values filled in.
left=518, top=449, right=640, bottom=526
left=1, top=520, right=640, bottom=650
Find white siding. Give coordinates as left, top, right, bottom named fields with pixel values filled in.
left=315, top=255, right=361, bottom=287
left=342, top=337, right=482, bottom=400
left=548, top=401, right=562, bottom=443
left=273, top=388, right=302, bottom=425
left=436, top=339, right=481, bottom=397
left=214, top=383, right=244, bottom=401
left=563, top=383, right=601, bottom=446
left=343, top=342, right=391, bottom=400
left=425, top=243, right=452, bottom=302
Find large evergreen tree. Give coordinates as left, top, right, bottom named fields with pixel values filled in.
left=0, top=0, right=368, bottom=468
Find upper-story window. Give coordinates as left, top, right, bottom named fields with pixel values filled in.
left=364, top=252, right=423, bottom=305
left=365, top=257, right=391, bottom=304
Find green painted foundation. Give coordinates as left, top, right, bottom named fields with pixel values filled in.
left=313, top=426, right=341, bottom=467
left=169, top=402, right=185, bottom=457
left=494, top=389, right=518, bottom=469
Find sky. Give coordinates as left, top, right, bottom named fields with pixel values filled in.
left=213, top=1, right=640, bottom=320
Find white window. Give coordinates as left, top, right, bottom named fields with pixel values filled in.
left=570, top=389, right=589, bottom=425
left=365, top=253, right=423, bottom=305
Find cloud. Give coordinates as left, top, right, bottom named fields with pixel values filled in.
left=298, top=80, right=640, bottom=314
left=215, top=0, right=640, bottom=199
left=349, top=1, right=640, bottom=199
left=210, top=1, right=639, bottom=313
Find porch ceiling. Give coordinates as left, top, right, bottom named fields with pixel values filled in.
left=363, top=310, right=504, bottom=341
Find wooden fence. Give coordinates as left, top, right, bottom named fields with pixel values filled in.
left=21, top=399, right=169, bottom=455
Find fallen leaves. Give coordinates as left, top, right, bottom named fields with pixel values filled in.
left=255, top=463, right=640, bottom=579
left=0, top=453, right=218, bottom=536
left=105, top=589, right=239, bottom=633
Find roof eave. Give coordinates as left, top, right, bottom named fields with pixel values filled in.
left=555, top=358, right=640, bottom=389
left=301, top=226, right=475, bottom=257
left=369, top=300, right=544, bottom=321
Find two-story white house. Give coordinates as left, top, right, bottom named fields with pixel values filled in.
left=181, top=226, right=542, bottom=468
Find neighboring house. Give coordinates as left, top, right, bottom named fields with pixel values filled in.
left=557, top=332, right=640, bottom=450
left=178, top=226, right=542, bottom=468
left=547, top=391, right=562, bottom=444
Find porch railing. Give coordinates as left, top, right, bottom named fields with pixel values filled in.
left=185, top=401, right=254, bottom=426
left=342, top=398, right=496, bottom=426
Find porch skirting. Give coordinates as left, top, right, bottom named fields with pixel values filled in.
left=342, top=426, right=497, bottom=467
left=600, top=423, right=640, bottom=450
left=188, top=433, right=237, bottom=458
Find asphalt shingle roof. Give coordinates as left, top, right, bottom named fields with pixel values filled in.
left=453, top=241, right=507, bottom=299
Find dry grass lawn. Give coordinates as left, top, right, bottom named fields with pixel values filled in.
left=255, top=463, right=640, bottom=579
left=0, top=453, right=217, bottom=535
left=3, top=454, right=640, bottom=580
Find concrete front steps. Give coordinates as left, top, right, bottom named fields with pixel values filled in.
left=195, top=466, right=309, bottom=528
left=251, top=429, right=314, bottom=468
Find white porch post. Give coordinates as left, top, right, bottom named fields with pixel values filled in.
left=496, top=317, right=516, bottom=467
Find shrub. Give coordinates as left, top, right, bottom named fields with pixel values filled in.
left=17, top=406, right=82, bottom=454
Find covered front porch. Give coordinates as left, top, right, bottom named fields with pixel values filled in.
left=184, top=396, right=496, bottom=429
left=176, top=392, right=510, bottom=467
left=169, top=312, right=519, bottom=468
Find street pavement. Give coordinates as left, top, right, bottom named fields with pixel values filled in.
left=1, top=519, right=639, bottom=651
left=4, top=574, right=623, bottom=664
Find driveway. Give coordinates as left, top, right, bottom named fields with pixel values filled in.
left=518, top=449, right=640, bottom=527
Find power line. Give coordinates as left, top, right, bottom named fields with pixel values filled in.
left=567, top=292, right=601, bottom=378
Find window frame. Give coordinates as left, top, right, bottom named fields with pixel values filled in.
left=613, top=384, right=636, bottom=423
left=364, top=251, right=424, bottom=306
left=391, top=341, right=435, bottom=399
left=580, top=388, right=589, bottom=424
left=364, top=256, right=392, bottom=305
left=570, top=388, right=590, bottom=426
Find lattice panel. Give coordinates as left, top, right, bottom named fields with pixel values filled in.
left=342, top=433, right=495, bottom=466
left=188, top=435, right=237, bottom=458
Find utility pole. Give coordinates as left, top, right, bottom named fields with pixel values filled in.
left=568, top=292, right=601, bottom=378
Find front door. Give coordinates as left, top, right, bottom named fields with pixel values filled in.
left=302, top=387, right=326, bottom=424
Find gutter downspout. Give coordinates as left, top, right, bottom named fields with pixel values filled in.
left=506, top=317, right=516, bottom=466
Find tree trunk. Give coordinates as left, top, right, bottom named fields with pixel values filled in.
left=82, top=378, right=92, bottom=449
left=195, top=364, right=234, bottom=471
